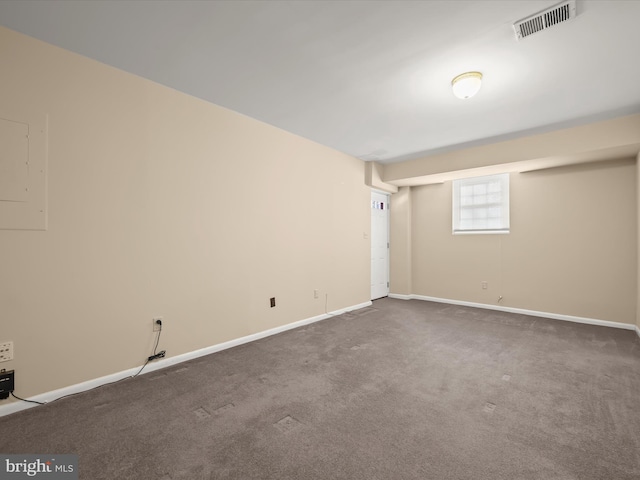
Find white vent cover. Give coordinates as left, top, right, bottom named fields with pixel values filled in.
left=513, top=0, right=577, bottom=40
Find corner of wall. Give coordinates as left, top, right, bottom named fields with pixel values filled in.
left=365, top=161, right=398, bottom=194
left=389, top=186, right=412, bottom=295
left=637, top=151, right=640, bottom=331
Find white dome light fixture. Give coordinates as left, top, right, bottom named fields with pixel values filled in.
left=451, top=71, right=483, bottom=99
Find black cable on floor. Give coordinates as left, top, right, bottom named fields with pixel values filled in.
left=132, top=324, right=162, bottom=378
left=10, top=325, right=163, bottom=405
left=10, top=391, right=44, bottom=405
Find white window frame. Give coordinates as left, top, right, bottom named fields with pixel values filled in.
left=452, top=173, right=510, bottom=235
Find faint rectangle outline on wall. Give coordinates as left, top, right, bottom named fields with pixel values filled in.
left=0, top=109, right=48, bottom=230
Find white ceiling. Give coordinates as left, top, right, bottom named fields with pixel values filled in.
left=1, top=0, right=639, bottom=164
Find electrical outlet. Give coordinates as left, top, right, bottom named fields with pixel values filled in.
left=0, top=342, right=13, bottom=363
left=314, top=289, right=319, bottom=299
left=481, top=281, right=488, bottom=290
left=148, top=350, right=166, bottom=362
left=270, top=297, right=276, bottom=308
left=153, top=317, right=163, bottom=332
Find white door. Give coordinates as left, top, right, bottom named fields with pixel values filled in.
left=371, top=191, right=390, bottom=300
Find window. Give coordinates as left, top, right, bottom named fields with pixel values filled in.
left=452, top=173, right=509, bottom=234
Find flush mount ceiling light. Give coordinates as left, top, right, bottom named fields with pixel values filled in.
left=451, top=71, right=483, bottom=99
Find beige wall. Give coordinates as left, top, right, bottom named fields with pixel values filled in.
left=0, top=27, right=370, bottom=399
left=401, top=159, right=637, bottom=324
left=389, top=187, right=411, bottom=295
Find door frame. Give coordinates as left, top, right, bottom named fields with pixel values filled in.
left=371, top=189, right=390, bottom=300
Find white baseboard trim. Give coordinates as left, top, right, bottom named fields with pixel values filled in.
left=0, top=300, right=372, bottom=418
left=636, top=325, right=640, bottom=339
left=387, top=293, right=412, bottom=301
left=388, top=293, right=637, bottom=332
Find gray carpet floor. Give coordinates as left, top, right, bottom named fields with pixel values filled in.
left=1, top=298, right=639, bottom=479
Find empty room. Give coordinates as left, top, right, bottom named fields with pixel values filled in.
left=1, top=1, right=639, bottom=479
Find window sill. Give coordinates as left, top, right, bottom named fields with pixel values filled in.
left=452, top=230, right=510, bottom=235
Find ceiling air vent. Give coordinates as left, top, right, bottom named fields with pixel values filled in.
left=513, top=0, right=577, bottom=40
